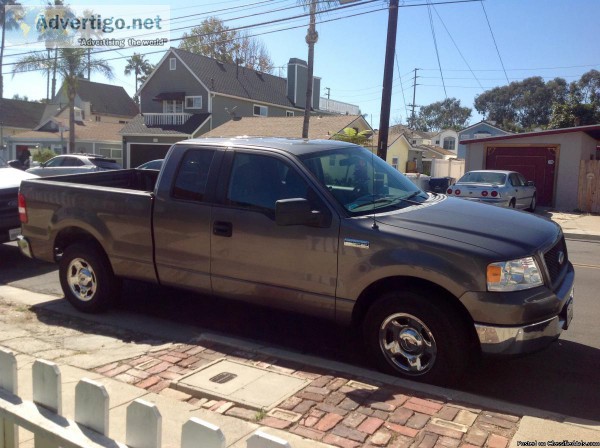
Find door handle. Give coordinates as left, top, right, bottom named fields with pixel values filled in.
left=213, top=221, right=233, bottom=237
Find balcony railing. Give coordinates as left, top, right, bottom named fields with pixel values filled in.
left=143, top=113, right=192, bottom=126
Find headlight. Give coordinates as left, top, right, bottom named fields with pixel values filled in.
left=487, top=257, right=543, bottom=291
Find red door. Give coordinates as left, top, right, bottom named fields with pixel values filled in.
left=486, top=146, right=557, bottom=206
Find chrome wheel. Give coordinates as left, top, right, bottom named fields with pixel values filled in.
left=379, top=313, right=437, bottom=376
left=66, top=258, right=97, bottom=302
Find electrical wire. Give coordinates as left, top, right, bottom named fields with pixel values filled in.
left=395, top=52, right=409, bottom=121
left=480, top=0, right=509, bottom=84
left=426, top=1, right=446, bottom=97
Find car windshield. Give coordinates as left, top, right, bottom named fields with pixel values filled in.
left=299, top=145, right=429, bottom=216
left=458, top=171, right=506, bottom=185
left=90, top=158, right=121, bottom=170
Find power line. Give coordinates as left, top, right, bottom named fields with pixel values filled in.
left=429, top=1, right=484, bottom=91
left=480, top=0, right=509, bottom=84
left=394, top=52, right=409, bottom=121
left=426, top=1, right=446, bottom=97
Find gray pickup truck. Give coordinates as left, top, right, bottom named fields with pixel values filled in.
left=17, top=138, right=575, bottom=384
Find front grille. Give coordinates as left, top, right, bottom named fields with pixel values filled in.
left=543, top=236, right=568, bottom=286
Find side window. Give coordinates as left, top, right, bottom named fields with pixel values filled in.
left=518, top=174, right=527, bottom=186
left=227, top=153, right=312, bottom=213
left=509, top=174, right=520, bottom=186
left=62, top=157, right=84, bottom=167
left=172, top=149, right=215, bottom=202
left=45, top=157, right=63, bottom=167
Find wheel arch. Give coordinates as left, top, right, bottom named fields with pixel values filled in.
left=351, top=276, right=478, bottom=346
left=54, top=227, right=107, bottom=262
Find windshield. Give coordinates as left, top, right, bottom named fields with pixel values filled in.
left=458, top=171, right=506, bottom=185
left=299, top=145, right=429, bottom=215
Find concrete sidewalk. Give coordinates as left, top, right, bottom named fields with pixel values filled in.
left=537, top=208, right=600, bottom=241
left=1, top=285, right=599, bottom=448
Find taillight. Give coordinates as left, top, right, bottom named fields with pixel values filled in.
left=454, top=189, right=461, bottom=196
left=481, top=191, right=488, bottom=197
left=18, top=193, right=27, bottom=223
left=491, top=191, right=498, bottom=197
left=446, top=188, right=453, bottom=194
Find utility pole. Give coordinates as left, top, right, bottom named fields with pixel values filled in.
left=325, top=87, right=330, bottom=99
left=407, top=68, right=420, bottom=127
left=377, top=0, right=399, bottom=161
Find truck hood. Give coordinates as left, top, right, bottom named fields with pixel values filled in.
left=0, top=167, right=38, bottom=189
left=376, top=196, right=559, bottom=257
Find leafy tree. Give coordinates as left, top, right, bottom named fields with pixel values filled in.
left=548, top=70, right=600, bottom=128
left=32, top=147, right=56, bottom=163
left=331, top=127, right=373, bottom=146
left=13, top=48, right=113, bottom=152
left=0, top=0, right=24, bottom=98
left=474, top=76, right=568, bottom=131
left=179, top=17, right=273, bottom=73
left=413, top=98, right=471, bottom=132
left=11, top=93, right=28, bottom=101
left=125, top=53, right=153, bottom=95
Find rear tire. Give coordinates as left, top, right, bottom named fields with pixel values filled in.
left=363, top=291, right=472, bottom=385
left=59, top=243, right=119, bottom=313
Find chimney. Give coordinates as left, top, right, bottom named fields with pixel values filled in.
left=287, top=58, right=308, bottom=109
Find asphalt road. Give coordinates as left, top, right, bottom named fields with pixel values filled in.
left=1, top=239, right=599, bottom=420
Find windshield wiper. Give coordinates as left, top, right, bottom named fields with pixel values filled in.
left=349, top=194, right=422, bottom=211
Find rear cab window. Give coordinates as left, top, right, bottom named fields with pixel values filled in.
left=90, top=158, right=121, bottom=170
left=171, top=149, right=216, bottom=202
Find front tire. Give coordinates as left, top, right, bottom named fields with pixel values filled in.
left=59, top=243, right=119, bottom=313
left=527, top=194, right=537, bottom=212
left=363, top=291, right=472, bottom=385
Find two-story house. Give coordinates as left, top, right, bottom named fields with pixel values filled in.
left=457, top=120, right=512, bottom=159
left=121, top=48, right=336, bottom=168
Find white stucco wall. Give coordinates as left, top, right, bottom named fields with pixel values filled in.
left=464, top=132, right=598, bottom=211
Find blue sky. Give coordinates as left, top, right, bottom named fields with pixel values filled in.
left=4, top=0, right=600, bottom=129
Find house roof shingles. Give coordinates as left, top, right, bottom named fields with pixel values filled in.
left=172, top=48, right=297, bottom=110
left=0, top=99, right=47, bottom=129
left=72, top=79, right=139, bottom=117
left=203, top=115, right=367, bottom=140
left=11, top=120, right=125, bottom=142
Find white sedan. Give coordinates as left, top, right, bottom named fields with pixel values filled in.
left=447, top=170, right=537, bottom=211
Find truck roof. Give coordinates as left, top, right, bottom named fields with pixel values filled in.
left=178, top=137, right=355, bottom=156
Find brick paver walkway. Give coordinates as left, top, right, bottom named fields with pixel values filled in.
left=95, top=342, right=520, bottom=448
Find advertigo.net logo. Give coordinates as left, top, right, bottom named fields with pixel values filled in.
left=5, top=5, right=170, bottom=48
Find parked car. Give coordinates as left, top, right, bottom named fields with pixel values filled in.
left=137, top=159, right=164, bottom=170
left=0, top=157, right=38, bottom=243
left=17, top=138, right=573, bottom=385
left=26, top=154, right=121, bottom=177
left=447, top=170, right=536, bottom=211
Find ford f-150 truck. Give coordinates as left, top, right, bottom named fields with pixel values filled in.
left=17, top=138, right=575, bottom=384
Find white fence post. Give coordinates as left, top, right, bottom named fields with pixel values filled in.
left=247, top=430, right=291, bottom=448
left=32, top=360, right=61, bottom=448
left=74, top=378, right=109, bottom=436
left=126, top=399, right=162, bottom=448
left=181, top=417, right=226, bottom=448
left=0, top=349, right=18, bottom=448
left=32, top=360, right=62, bottom=414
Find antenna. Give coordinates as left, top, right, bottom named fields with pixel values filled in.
left=371, top=144, right=378, bottom=230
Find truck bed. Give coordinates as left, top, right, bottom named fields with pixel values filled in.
left=19, top=169, right=158, bottom=283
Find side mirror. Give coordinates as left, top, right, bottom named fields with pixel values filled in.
left=526, top=181, right=534, bottom=187
left=275, top=198, right=330, bottom=227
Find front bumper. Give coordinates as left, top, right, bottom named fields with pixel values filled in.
left=475, top=285, right=574, bottom=355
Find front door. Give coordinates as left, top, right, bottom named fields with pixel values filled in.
left=210, top=151, right=339, bottom=319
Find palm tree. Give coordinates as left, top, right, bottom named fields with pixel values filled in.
left=0, top=0, right=23, bottom=98
left=297, top=0, right=337, bottom=138
left=13, top=48, right=113, bottom=152
left=124, top=53, right=153, bottom=95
